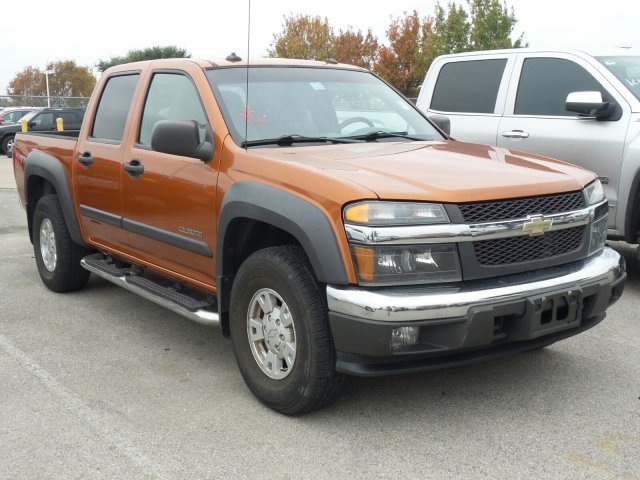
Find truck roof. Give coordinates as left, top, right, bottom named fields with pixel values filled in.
left=104, top=57, right=369, bottom=75
left=433, top=46, right=639, bottom=60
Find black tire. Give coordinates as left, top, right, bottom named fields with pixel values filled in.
left=33, top=194, right=91, bottom=292
left=229, top=245, right=345, bottom=415
left=2, top=135, right=14, bottom=155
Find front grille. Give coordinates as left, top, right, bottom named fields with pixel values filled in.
left=459, top=191, right=585, bottom=223
left=473, top=226, right=585, bottom=265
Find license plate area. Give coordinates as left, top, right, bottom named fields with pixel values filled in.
left=527, top=289, right=582, bottom=338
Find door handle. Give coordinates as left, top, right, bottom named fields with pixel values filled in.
left=78, top=151, right=93, bottom=167
left=124, top=159, right=144, bottom=178
left=501, top=130, right=530, bottom=139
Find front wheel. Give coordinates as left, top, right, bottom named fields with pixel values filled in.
left=229, top=246, right=345, bottom=415
left=33, top=194, right=91, bottom=292
left=2, top=135, right=14, bottom=156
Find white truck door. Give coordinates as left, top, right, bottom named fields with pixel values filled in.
left=497, top=53, right=629, bottom=231
left=417, top=53, right=515, bottom=145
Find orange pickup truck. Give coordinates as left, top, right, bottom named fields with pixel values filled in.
left=12, top=57, right=626, bottom=414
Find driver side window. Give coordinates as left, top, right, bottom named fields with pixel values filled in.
left=32, top=113, right=54, bottom=130
left=515, top=58, right=605, bottom=116
left=139, top=73, right=209, bottom=146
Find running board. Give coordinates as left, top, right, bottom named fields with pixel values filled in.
left=80, top=254, right=219, bottom=327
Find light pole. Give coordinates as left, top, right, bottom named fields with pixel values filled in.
left=43, top=69, right=54, bottom=107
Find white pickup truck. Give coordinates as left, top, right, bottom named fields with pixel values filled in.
left=417, top=48, right=640, bottom=249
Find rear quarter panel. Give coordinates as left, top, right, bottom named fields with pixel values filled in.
left=13, top=133, right=78, bottom=207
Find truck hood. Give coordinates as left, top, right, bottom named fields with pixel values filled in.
left=255, top=140, right=596, bottom=202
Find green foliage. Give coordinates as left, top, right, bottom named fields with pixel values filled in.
left=374, top=1, right=525, bottom=96
left=468, top=0, right=526, bottom=50
left=427, top=3, right=471, bottom=61
left=97, top=46, right=191, bottom=72
left=425, top=0, right=526, bottom=65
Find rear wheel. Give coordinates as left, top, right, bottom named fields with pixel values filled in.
left=230, top=246, right=345, bottom=415
left=33, top=194, right=91, bottom=292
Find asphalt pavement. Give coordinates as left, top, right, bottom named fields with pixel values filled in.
left=1, top=157, right=639, bottom=479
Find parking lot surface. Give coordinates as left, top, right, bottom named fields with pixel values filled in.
left=1, top=161, right=639, bottom=479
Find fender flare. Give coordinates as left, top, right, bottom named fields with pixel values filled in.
left=24, top=150, right=86, bottom=247
left=217, top=182, right=349, bottom=303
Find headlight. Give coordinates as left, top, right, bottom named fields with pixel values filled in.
left=351, top=244, right=461, bottom=286
left=584, top=179, right=605, bottom=206
left=344, top=201, right=461, bottom=285
left=344, top=201, right=449, bottom=225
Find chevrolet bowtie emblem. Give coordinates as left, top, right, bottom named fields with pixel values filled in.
left=522, top=215, right=553, bottom=235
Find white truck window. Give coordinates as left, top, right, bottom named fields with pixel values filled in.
left=514, top=58, right=602, bottom=116
left=430, top=59, right=507, bottom=114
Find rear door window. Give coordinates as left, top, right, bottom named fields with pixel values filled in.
left=430, top=59, right=507, bottom=114
left=514, top=58, right=602, bottom=116
left=57, top=111, right=81, bottom=128
left=91, top=73, right=140, bottom=142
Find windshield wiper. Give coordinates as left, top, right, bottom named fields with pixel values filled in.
left=242, top=134, right=360, bottom=147
left=344, top=131, right=426, bottom=142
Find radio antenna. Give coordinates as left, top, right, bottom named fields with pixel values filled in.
left=244, top=0, right=251, bottom=149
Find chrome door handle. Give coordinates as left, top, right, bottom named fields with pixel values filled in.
left=501, top=130, right=529, bottom=139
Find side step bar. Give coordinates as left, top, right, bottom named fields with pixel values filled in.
left=80, top=254, right=220, bottom=327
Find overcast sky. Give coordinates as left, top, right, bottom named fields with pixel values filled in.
left=1, top=0, right=638, bottom=96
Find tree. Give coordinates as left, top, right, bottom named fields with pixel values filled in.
left=269, top=14, right=334, bottom=60
left=334, top=28, right=379, bottom=69
left=6, top=61, right=96, bottom=106
left=374, top=11, right=431, bottom=97
left=468, top=0, right=526, bottom=50
left=6, top=66, right=44, bottom=99
left=46, top=60, right=96, bottom=98
left=97, top=46, right=191, bottom=72
left=424, top=2, right=471, bottom=66
left=424, top=1, right=525, bottom=63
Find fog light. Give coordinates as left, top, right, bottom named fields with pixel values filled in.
left=391, top=326, right=420, bottom=350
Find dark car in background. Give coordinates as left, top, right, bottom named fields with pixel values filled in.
left=1, top=107, right=84, bottom=155
left=0, top=107, right=42, bottom=125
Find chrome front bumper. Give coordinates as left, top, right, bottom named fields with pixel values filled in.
left=327, top=247, right=625, bottom=323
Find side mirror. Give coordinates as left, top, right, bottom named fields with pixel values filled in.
left=565, top=91, right=613, bottom=118
left=150, top=120, right=214, bottom=161
left=29, top=121, right=37, bottom=128
left=428, top=114, right=451, bottom=136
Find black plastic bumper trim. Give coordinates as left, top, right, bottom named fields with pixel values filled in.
left=335, top=313, right=605, bottom=376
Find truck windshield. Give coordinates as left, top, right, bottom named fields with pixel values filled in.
left=206, top=67, right=443, bottom=146
left=597, top=56, right=640, bottom=101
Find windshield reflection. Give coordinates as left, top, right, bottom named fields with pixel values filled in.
left=206, top=67, right=442, bottom=146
